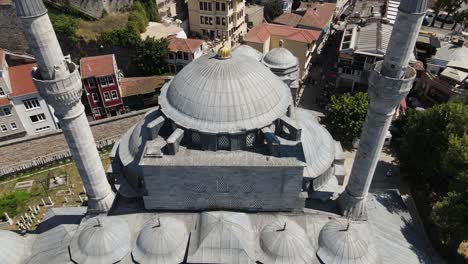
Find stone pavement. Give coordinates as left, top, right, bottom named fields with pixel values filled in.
left=0, top=111, right=146, bottom=169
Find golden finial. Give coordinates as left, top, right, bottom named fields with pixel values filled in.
left=217, top=36, right=231, bottom=59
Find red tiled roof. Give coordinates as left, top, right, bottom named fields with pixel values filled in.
left=120, top=76, right=167, bottom=97
left=244, top=23, right=320, bottom=44
left=168, top=38, right=204, bottom=53
left=273, top=13, right=302, bottom=27
left=298, top=2, right=336, bottom=29
left=80, top=54, right=115, bottom=78
left=9, top=63, right=38, bottom=97
left=0, top=97, right=9, bottom=106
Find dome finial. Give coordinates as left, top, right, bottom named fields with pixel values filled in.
left=217, top=37, right=231, bottom=59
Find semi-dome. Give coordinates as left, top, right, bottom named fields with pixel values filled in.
left=132, top=217, right=188, bottom=264
left=0, top=230, right=25, bottom=264
left=159, top=52, right=292, bottom=133
left=260, top=218, right=314, bottom=263
left=232, top=45, right=263, bottom=61
left=317, top=219, right=380, bottom=264
left=69, top=217, right=131, bottom=264
left=262, top=47, right=298, bottom=70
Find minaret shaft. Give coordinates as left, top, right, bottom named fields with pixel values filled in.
left=338, top=0, right=426, bottom=220
left=17, top=0, right=115, bottom=213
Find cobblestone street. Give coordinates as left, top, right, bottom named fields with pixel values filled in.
left=0, top=111, right=146, bottom=169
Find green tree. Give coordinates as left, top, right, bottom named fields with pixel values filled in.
left=322, top=92, right=368, bottom=149
left=400, top=101, right=467, bottom=194
left=431, top=187, right=468, bottom=255
left=139, top=0, right=160, bottom=22
left=259, top=0, right=284, bottom=20
left=49, top=13, right=79, bottom=42
left=132, top=37, right=169, bottom=76
left=439, top=0, right=468, bottom=29
left=398, top=99, right=468, bottom=260
left=452, top=9, right=468, bottom=30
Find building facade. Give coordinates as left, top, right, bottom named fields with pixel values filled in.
left=188, top=0, right=247, bottom=47
left=244, top=23, right=320, bottom=80
left=245, top=4, right=263, bottom=28
left=156, top=0, right=177, bottom=18
left=80, top=54, right=125, bottom=120
left=0, top=52, right=57, bottom=141
left=419, top=42, right=468, bottom=104
left=336, top=23, right=393, bottom=91
left=166, top=37, right=204, bottom=73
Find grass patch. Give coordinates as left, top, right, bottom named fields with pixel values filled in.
left=0, top=150, right=111, bottom=221
left=77, top=13, right=129, bottom=42
left=0, top=191, right=31, bottom=217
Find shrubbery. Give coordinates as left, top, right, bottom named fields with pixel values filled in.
left=399, top=97, right=468, bottom=261
left=49, top=13, right=79, bottom=42
left=322, top=92, right=369, bottom=149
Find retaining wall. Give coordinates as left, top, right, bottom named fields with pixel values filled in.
left=0, top=108, right=151, bottom=178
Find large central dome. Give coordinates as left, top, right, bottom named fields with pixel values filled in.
left=159, top=52, right=292, bottom=133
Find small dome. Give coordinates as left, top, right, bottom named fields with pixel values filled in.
left=69, top=217, right=131, bottom=264
left=317, top=219, right=380, bottom=264
left=232, top=45, right=263, bottom=61
left=262, top=47, right=298, bottom=70
left=132, top=217, right=188, bottom=264
left=260, top=218, right=314, bottom=263
left=0, top=230, right=25, bottom=264
left=160, top=53, right=291, bottom=133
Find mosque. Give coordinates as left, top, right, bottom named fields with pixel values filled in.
left=0, top=0, right=437, bottom=263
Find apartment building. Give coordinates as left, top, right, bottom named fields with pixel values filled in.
left=156, top=0, right=177, bottom=18
left=0, top=49, right=58, bottom=141
left=80, top=54, right=125, bottom=120
left=244, top=23, right=320, bottom=80
left=188, top=0, right=247, bottom=47
left=336, top=23, right=393, bottom=91
left=166, top=37, right=204, bottom=73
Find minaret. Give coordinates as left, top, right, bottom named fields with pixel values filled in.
left=337, top=0, right=427, bottom=220
left=16, top=0, right=115, bottom=213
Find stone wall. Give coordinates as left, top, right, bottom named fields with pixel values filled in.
left=45, top=0, right=133, bottom=19
left=0, top=109, right=150, bottom=177
left=0, top=3, right=28, bottom=53
left=143, top=166, right=304, bottom=212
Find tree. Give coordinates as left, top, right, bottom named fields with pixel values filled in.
left=49, top=13, right=79, bottom=42
left=452, top=9, right=468, bottom=30
left=399, top=100, right=468, bottom=194
left=398, top=98, right=468, bottom=260
left=431, top=188, right=468, bottom=255
left=322, top=92, right=368, bottom=149
left=430, top=0, right=445, bottom=27
left=132, top=37, right=169, bottom=76
left=439, top=0, right=468, bottom=29
left=260, top=0, right=284, bottom=20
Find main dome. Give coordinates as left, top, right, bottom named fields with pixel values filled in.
left=159, top=52, right=292, bottom=133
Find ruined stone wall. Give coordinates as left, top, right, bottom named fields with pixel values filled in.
left=0, top=3, right=28, bottom=53
left=45, top=0, right=133, bottom=19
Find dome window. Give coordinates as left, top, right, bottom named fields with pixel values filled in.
left=191, top=131, right=201, bottom=146
left=246, top=132, right=256, bottom=147
left=217, top=135, right=230, bottom=150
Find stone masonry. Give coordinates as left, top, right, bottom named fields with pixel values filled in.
left=0, top=1, right=28, bottom=53
left=0, top=111, right=145, bottom=169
